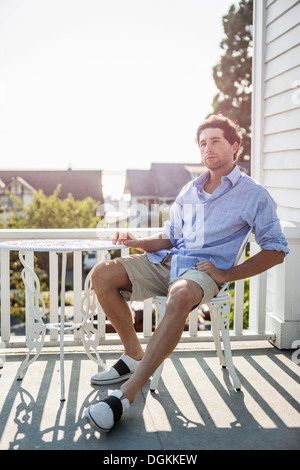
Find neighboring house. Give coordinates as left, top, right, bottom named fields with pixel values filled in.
left=124, top=163, right=207, bottom=211
left=0, top=176, right=37, bottom=211
left=252, top=0, right=300, bottom=348
left=0, top=170, right=103, bottom=214
left=123, top=163, right=207, bottom=227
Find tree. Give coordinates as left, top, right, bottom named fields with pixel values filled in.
left=6, top=184, right=101, bottom=272
left=210, top=0, right=253, bottom=161
left=5, top=185, right=100, bottom=229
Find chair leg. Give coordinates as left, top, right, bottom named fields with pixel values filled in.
left=150, top=296, right=167, bottom=391
left=209, top=303, right=226, bottom=368
left=150, top=363, right=164, bottom=392
left=220, top=322, right=241, bottom=390
left=209, top=294, right=241, bottom=391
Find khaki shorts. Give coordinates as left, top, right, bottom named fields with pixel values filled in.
left=117, top=253, right=219, bottom=306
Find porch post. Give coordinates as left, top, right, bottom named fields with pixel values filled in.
left=266, top=223, right=300, bottom=349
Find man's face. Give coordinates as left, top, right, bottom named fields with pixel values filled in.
left=198, top=127, right=239, bottom=173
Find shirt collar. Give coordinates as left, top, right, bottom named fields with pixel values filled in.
left=193, top=164, right=242, bottom=190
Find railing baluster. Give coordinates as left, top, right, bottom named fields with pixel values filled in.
left=233, top=247, right=247, bottom=336
left=0, top=249, right=10, bottom=342
left=73, top=251, right=82, bottom=340
left=25, top=251, right=34, bottom=338
left=143, top=298, right=153, bottom=337
left=49, top=251, right=59, bottom=341
left=96, top=250, right=107, bottom=339
left=24, top=251, right=34, bottom=341
left=249, top=241, right=267, bottom=334
left=233, top=279, right=245, bottom=335
left=97, top=302, right=106, bottom=339
left=188, top=307, right=199, bottom=336
left=121, top=247, right=130, bottom=257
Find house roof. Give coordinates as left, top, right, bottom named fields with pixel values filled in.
left=124, top=163, right=207, bottom=200
left=124, top=169, right=159, bottom=198
left=152, top=163, right=207, bottom=199
left=4, top=176, right=38, bottom=194
left=0, top=170, right=103, bottom=202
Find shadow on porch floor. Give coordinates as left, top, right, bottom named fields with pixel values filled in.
left=0, top=341, right=299, bottom=451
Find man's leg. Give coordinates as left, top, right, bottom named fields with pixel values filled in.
left=91, top=259, right=144, bottom=361
left=120, top=279, right=204, bottom=403
left=85, top=279, right=204, bottom=432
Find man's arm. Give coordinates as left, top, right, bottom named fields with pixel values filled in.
left=113, top=231, right=173, bottom=253
left=195, top=249, right=285, bottom=285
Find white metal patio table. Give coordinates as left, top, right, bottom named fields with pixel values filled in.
left=0, top=239, right=125, bottom=401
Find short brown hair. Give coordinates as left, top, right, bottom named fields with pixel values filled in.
left=195, top=114, right=242, bottom=160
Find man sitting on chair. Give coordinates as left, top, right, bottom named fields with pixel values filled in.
left=84, top=114, right=289, bottom=433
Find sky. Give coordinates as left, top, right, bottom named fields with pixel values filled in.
left=0, top=0, right=237, bottom=195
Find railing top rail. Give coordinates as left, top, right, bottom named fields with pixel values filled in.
left=0, top=227, right=161, bottom=241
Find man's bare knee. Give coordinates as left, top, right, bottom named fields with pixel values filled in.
left=167, top=280, right=203, bottom=316
left=91, top=261, right=110, bottom=284
left=91, top=260, right=132, bottom=293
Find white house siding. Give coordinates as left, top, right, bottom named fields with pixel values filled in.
left=263, top=0, right=300, bottom=223
left=252, top=0, right=300, bottom=348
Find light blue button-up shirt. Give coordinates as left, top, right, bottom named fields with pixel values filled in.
left=146, top=165, right=289, bottom=282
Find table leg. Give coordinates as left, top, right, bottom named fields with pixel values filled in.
left=59, top=251, right=67, bottom=401
left=17, top=251, right=46, bottom=380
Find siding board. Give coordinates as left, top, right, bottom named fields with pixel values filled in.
left=277, top=205, right=300, bottom=221
left=264, top=88, right=300, bottom=116
left=264, top=65, right=300, bottom=98
left=263, top=150, right=300, bottom=169
left=265, top=44, right=300, bottom=80
left=264, top=129, right=300, bottom=152
left=265, top=24, right=300, bottom=62
left=264, top=109, right=300, bottom=134
left=266, top=2, right=300, bottom=43
left=266, top=187, right=300, bottom=209
left=263, top=169, right=300, bottom=188
left=266, top=0, right=299, bottom=26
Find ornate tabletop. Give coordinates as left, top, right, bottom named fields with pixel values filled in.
left=0, top=239, right=125, bottom=252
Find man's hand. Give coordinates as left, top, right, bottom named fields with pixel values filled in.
left=195, top=250, right=285, bottom=285
left=113, top=231, right=141, bottom=249
left=112, top=231, right=173, bottom=253
left=194, top=260, right=227, bottom=284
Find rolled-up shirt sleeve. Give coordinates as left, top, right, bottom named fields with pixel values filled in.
left=250, top=188, right=289, bottom=256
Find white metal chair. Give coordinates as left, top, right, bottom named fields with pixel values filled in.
left=149, top=229, right=252, bottom=392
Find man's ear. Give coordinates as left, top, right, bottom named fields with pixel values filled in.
left=232, top=141, right=239, bottom=156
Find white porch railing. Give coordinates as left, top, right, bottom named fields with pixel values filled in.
left=0, top=226, right=297, bottom=349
